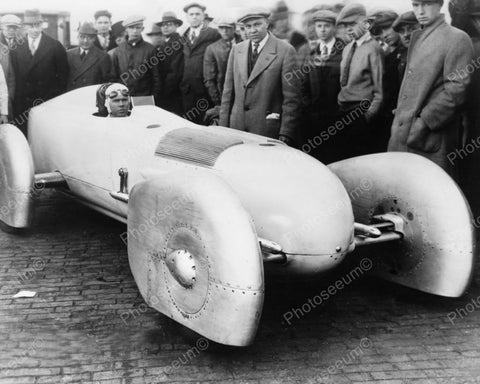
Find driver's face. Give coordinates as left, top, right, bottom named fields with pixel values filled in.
left=109, top=95, right=129, bottom=117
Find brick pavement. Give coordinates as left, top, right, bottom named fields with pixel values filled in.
left=0, top=190, right=480, bottom=384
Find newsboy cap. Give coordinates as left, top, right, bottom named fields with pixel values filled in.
left=369, top=10, right=399, bottom=28
left=1, top=14, right=22, bottom=27
left=237, top=7, right=271, bottom=24
left=412, top=0, right=444, bottom=5
left=216, top=17, right=236, bottom=28
left=23, top=9, right=44, bottom=24
left=312, top=10, right=337, bottom=24
left=336, top=3, right=367, bottom=25
left=94, top=10, right=112, bottom=20
left=157, top=12, right=183, bottom=27
left=392, top=11, right=418, bottom=31
left=122, top=15, right=146, bottom=28
left=183, top=2, right=207, bottom=13
left=78, top=22, right=97, bottom=35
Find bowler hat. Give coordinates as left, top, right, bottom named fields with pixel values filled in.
left=392, top=11, right=418, bottom=31
left=146, top=24, right=162, bottom=36
left=336, top=3, right=368, bottom=25
left=205, top=13, right=213, bottom=22
left=23, top=9, right=43, bottom=24
left=312, top=10, right=337, bottom=24
left=156, top=11, right=183, bottom=27
left=237, top=7, right=271, bottom=24
left=0, top=14, right=22, bottom=27
left=78, top=22, right=97, bottom=35
left=94, top=10, right=112, bottom=20
left=122, top=15, right=146, bottom=28
left=183, top=2, right=207, bottom=13
left=369, top=10, right=399, bottom=29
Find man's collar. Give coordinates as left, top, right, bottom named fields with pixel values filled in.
left=355, top=31, right=371, bottom=46
left=251, top=33, right=269, bottom=51
left=127, top=37, right=143, bottom=46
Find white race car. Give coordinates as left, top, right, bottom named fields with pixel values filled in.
left=0, top=86, right=474, bottom=346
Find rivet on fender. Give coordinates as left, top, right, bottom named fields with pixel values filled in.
left=166, top=249, right=197, bottom=289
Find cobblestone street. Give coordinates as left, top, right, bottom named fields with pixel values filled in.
left=1, top=191, right=480, bottom=384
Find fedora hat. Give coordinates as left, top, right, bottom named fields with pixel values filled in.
left=156, top=11, right=183, bottom=27
left=78, top=22, right=97, bottom=35
left=23, top=9, right=43, bottom=24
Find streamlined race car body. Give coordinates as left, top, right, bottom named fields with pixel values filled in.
left=0, top=86, right=475, bottom=346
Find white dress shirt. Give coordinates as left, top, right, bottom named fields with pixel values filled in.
left=28, top=34, right=42, bottom=55
left=250, top=33, right=269, bottom=54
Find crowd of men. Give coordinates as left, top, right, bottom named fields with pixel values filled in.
left=0, top=0, right=480, bottom=213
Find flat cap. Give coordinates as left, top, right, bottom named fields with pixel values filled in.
left=94, top=10, right=112, bottom=20
left=183, top=2, right=206, bottom=13
left=336, top=3, right=367, bottom=25
left=312, top=10, right=337, bottom=24
left=122, top=15, right=146, bottom=28
left=392, top=11, right=418, bottom=31
left=271, top=0, right=290, bottom=22
left=237, top=7, right=271, bottom=24
left=0, top=14, right=22, bottom=27
left=369, top=10, right=399, bottom=29
left=216, top=17, right=236, bottom=28
left=78, top=22, right=97, bottom=35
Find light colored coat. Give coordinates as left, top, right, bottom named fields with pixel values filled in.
left=388, top=15, right=474, bottom=175
left=219, top=34, right=301, bottom=140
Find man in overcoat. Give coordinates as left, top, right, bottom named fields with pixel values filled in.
left=156, top=12, right=184, bottom=115
left=0, top=15, right=20, bottom=120
left=219, top=8, right=301, bottom=145
left=180, top=2, right=220, bottom=123
left=11, top=9, right=68, bottom=136
left=203, top=18, right=240, bottom=124
left=111, top=15, right=160, bottom=98
left=387, top=0, right=474, bottom=178
left=66, top=22, right=112, bottom=91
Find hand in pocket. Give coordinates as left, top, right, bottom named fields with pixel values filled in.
left=406, top=117, right=440, bottom=153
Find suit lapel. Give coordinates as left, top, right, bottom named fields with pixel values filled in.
left=29, top=33, right=49, bottom=70
left=236, top=43, right=249, bottom=86
left=73, top=48, right=99, bottom=80
left=247, top=35, right=277, bottom=85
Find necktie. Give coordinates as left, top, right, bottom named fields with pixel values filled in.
left=29, top=38, right=37, bottom=56
left=252, top=42, right=259, bottom=64
left=80, top=50, right=86, bottom=60
left=7, top=38, right=14, bottom=49
left=102, top=35, right=109, bottom=50
left=322, top=45, right=328, bottom=56
left=341, top=41, right=357, bottom=87
left=190, top=30, right=196, bottom=44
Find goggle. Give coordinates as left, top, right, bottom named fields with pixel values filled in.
left=106, top=89, right=130, bottom=98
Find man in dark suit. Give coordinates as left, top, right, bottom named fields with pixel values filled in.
left=0, top=14, right=21, bottom=120
left=156, top=12, right=184, bottom=115
left=93, top=10, right=117, bottom=52
left=203, top=18, right=240, bottom=124
left=219, top=8, right=301, bottom=145
left=181, top=2, right=220, bottom=123
left=10, top=9, right=68, bottom=136
left=66, top=22, right=112, bottom=91
left=301, top=10, right=345, bottom=163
